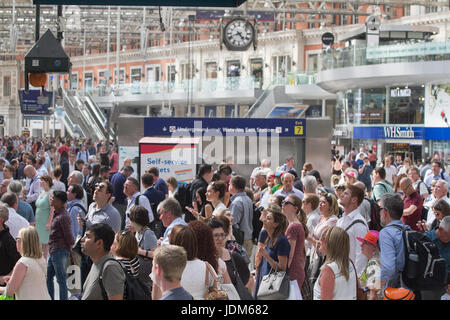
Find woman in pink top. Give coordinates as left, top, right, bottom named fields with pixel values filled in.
left=109, top=146, right=119, bottom=174
left=281, top=194, right=308, bottom=298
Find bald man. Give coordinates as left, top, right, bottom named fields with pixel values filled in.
left=23, top=165, right=41, bottom=212
left=399, top=177, right=423, bottom=231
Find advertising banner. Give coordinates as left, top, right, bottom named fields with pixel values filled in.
left=139, top=138, right=198, bottom=185
left=426, top=84, right=450, bottom=127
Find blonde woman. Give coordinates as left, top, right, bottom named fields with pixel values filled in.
left=313, top=226, right=359, bottom=300
left=307, top=193, right=339, bottom=288
left=0, top=226, right=50, bottom=300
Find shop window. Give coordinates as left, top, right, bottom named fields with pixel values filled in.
left=336, top=88, right=387, bottom=125
left=113, top=68, right=125, bottom=85
left=84, top=72, right=93, bottom=89
left=205, top=62, right=217, bottom=79
left=307, top=54, right=318, bottom=73
left=3, top=76, right=11, bottom=97
left=389, top=86, right=424, bottom=125
left=130, top=68, right=142, bottom=83
left=181, top=63, right=195, bottom=80
left=70, top=73, right=78, bottom=89
left=361, top=88, right=386, bottom=124
left=226, top=60, right=241, bottom=90
left=250, top=58, right=263, bottom=89
left=272, top=55, right=291, bottom=83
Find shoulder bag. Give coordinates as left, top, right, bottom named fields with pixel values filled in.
left=350, top=260, right=367, bottom=300
left=204, top=262, right=228, bottom=300
left=257, top=267, right=290, bottom=300
left=229, top=252, right=254, bottom=300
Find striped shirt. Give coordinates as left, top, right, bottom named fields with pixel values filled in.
left=117, top=257, right=140, bottom=278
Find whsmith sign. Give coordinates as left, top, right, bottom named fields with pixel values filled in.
left=353, top=126, right=424, bottom=140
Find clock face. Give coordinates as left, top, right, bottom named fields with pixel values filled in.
left=223, top=18, right=255, bottom=51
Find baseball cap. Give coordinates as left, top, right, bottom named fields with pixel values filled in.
left=356, top=230, right=379, bottom=246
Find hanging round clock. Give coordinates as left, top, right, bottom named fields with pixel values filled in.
left=222, top=17, right=255, bottom=51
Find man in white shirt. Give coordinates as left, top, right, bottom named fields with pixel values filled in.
left=337, top=185, right=369, bottom=277
left=249, top=159, right=271, bottom=191
left=1, top=193, right=29, bottom=239
left=424, top=180, right=450, bottom=229
left=383, top=155, right=397, bottom=186
left=123, top=177, right=154, bottom=229
left=302, top=194, right=320, bottom=259
left=408, top=167, right=429, bottom=200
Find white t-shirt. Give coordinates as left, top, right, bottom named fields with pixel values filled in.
left=212, top=202, right=227, bottom=217
left=313, top=261, right=357, bottom=300
left=412, top=180, right=429, bottom=198
left=5, top=208, right=30, bottom=239
left=12, top=257, right=51, bottom=300
left=306, top=209, right=320, bottom=256
left=383, top=165, right=397, bottom=185
left=180, top=259, right=216, bottom=300
left=337, top=209, right=369, bottom=277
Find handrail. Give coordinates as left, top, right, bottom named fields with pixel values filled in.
left=244, top=84, right=275, bottom=118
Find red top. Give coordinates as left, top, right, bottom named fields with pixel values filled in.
left=285, top=223, right=306, bottom=287
left=57, top=145, right=69, bottom=155
left=402, top=191, right=423, bottom=231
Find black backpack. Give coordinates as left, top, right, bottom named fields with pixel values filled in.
left=389, top=225, right=447, bottom=291
left=365, top=197, right=382, bottom=231
left=99, top=258, right=150, bottom=300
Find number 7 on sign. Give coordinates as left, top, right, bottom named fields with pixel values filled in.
left=294, top=125, right=303, bottom=135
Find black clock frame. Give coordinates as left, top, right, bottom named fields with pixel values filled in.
left=222, top=17, right=256, bottom=52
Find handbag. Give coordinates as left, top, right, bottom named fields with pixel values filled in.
left=137, top=229, right=154, bottom=288
left=229, top=252, right=254, bottom=300
left=308, top=251, right=325, bottom=288
left=204, top=262, right=228, bottom=300
left=257, top=268, right=290, bottom=300
left=351, top=260, right=367, bottom=300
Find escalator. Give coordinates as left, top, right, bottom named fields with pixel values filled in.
left=62, top=89, right=109, bottom=140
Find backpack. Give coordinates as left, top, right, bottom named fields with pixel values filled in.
left=415, top=180, right=431, bottom=196
left=365, top=197, right=382, bottom=231
left=389, top=225, right=447, bottom=291
left=99, top=258, right=150, bottom=300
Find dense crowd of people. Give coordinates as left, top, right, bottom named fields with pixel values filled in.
left=0, top=136, right=448, bottom=300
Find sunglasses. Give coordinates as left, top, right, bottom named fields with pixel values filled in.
left=95, top=183, right=106, bottom=190
left=282, top=199, right=296, bottom=207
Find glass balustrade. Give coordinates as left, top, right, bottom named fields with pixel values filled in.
left=321, top=41, right=450, bottom=71
left=84, top=76, right=262, bottom=98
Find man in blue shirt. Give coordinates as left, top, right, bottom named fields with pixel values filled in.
left=110, top=166, right=134, bottom=229
left=146, top=167, right=168, bottom=198
left=424, top=160, right=450, bottom=187
left=379, top=193, right=408, bottom=290
left=229, top=175, right=254, bottom=255
left=158, top=198, right=187, bottom=246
